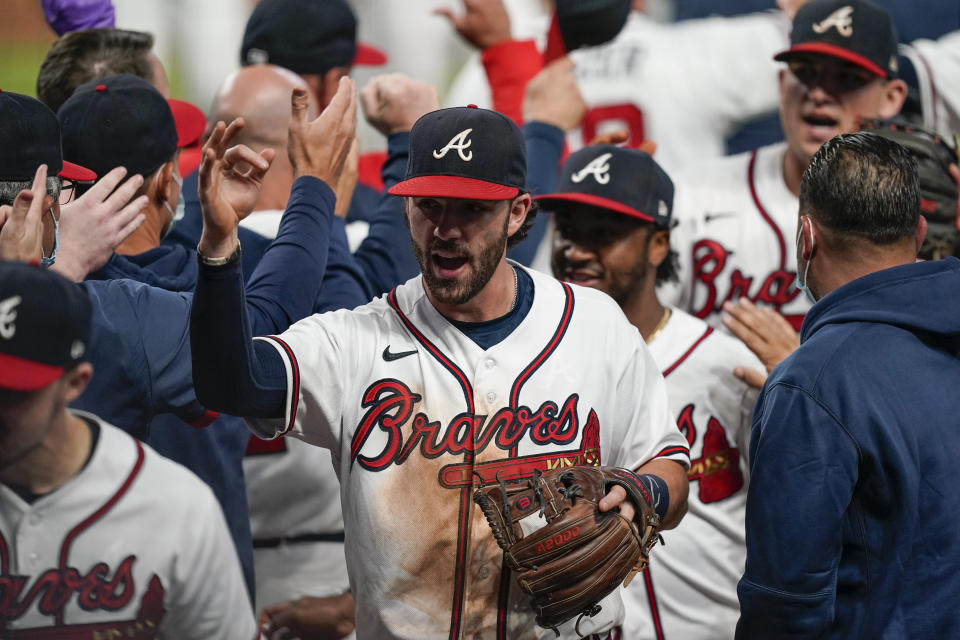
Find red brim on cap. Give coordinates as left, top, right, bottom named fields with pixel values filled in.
left=168, top=99, right=206, bottom=148
left=58, top=160, right=97, bottom=182
left=0, top=353, right=63, bottom=391
left=389, top=176, right=520, bottom=200
left=533, top=192, right=655, bottom=222
left=354, top=43, right=388, bottom=66
left=774, top=43, right=887, bottom=78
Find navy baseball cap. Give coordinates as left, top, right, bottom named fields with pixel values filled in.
left=0, top=90, right=95, bottom=182
left=775, top=0, right=899, bottom=78
left=241, top=0, right=387, bottom=74
left=389, top=106, right=527, bottom=200
left=0, top=261, right=92, bottom=391
left=534, top=145, right=673, bottom=226
left=544, top=0, right=632, bottom=63
left=58, top=74, right=205, bottom=180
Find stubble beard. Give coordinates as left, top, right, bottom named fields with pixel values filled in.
left=413, top=218, right=510, bottom=306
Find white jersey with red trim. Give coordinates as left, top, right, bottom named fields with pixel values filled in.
left=664, top=141, right=812, bottom=330
left=900, top=31, right=960, bottom=138
left=444, top=10, right=788, bottom=173
left=622, top=308, right=760, bottom=639
left=0, top=413, right=258, bottom=640
left=243, top=437, right=350, bottom=613
left=246, top=264, right=689, bottom=640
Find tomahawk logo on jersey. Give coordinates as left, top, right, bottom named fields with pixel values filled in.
left=246, top=268, right=688, bottom=639
left=623, top=308, right=759, bottom=640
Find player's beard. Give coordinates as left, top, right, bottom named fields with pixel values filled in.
left=413, top=215, right=509, bottom=305
left=607, top=256, right=649, bottom=308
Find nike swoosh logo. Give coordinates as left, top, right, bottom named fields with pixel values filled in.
left=704, top=212, right=737, bottom=223
left=382, top=346, right=418, bottom=361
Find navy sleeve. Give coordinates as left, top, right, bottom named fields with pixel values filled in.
left=736, top=383, right=858, bottom=638
left=243, top=177, right=336, bottom=336
left=314, top=215, right=375, bottom=312
left=190, top=176, right=337, bottom=418
left=507, top=121, right=565, bottom=266
left=351, top=132, right=419, bottom=294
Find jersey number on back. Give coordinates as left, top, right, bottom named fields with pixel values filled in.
left=582, top=104, right=645, bottom=147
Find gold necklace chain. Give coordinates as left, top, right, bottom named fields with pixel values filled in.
left=646, top=307, right=672, bottom=344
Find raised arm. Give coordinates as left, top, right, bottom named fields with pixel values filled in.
left=191, top=78, right=357, bottom=416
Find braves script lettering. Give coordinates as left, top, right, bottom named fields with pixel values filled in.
left=350, top=379, right=585, bottom=471
left=0, top=555, right=137, bottom=620
left=691, top=239, right=800, bottom=319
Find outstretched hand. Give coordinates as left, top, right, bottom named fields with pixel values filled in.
left=51, top=167, right=147, bottom=282
left=0, top=164, right=50, bottom=263
left=723, top=297, right=800, bottom=389
left=198, top=118, right=276, bottom=258
left=434, top=0, right=511, bottom=50
left=288, top=76, right=358, bottom=189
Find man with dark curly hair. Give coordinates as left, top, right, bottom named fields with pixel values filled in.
left=539, top=144, right=764, bottom=639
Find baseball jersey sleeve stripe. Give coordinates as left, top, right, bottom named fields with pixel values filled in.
left=261, top=336, right=300, bottom=436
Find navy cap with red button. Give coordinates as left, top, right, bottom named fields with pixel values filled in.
left=389, top=105, right=527, bottom=201
left=0, top=89, right=95, bottom=182
left=58, top=74, right=205, bottom=179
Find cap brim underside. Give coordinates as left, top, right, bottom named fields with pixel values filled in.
left=0, top=353, right=63, bottom=391
left=774, top=43, right=887, bottom=78
left=168, top=99, right=207, bottom=148
left=533, top=191, right=656, bottom=222
left=388, top=176, right=520, bottom=200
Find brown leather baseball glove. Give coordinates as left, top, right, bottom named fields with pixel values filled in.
left=473, top=465, right=661, bottom=636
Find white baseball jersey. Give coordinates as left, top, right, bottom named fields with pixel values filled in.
left=623, top=308, right=761, bottom=639
left=244, top=435, right=351, bottom=612
left=664, top=141, right=812, bottom=330
left=444, top=9, right=788, bottom=173
left=900, top=30, right=960, bottom=138
left=247, top=265, right=689, bottom=640
left=0, top=412, right=258, bottom=639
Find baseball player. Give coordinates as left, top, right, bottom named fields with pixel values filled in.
left=190, top=77, right=690, bottom=639
left=665, top=0, right=908, bottom=347
left=0, top=261, right=256, bottom=639
left=443, top=0, right=789, bottom=173
left=538, top=144, right=762, bottom=639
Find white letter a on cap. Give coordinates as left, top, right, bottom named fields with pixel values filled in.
left=433, top=128, right=474, bottom=162
left=571, top=153, right=613, bottom=185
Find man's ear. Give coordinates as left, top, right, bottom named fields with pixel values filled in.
left=151, top=161, right=176, bottom=208
left=319, top=67, right=351, bottom=109
left=508, top=194, right=532, bottom=237
left=648, top=228, right=670, bottom=268
left=916, top=215, right=928, bottom=254
left=62, top=362, right=93, bottom=405
left=878, top=78, right=908, bottom=119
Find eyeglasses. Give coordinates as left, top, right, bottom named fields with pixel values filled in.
left=788, top=60, right=878, bottom=95
left=57, top=178, right=94, bottom=206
